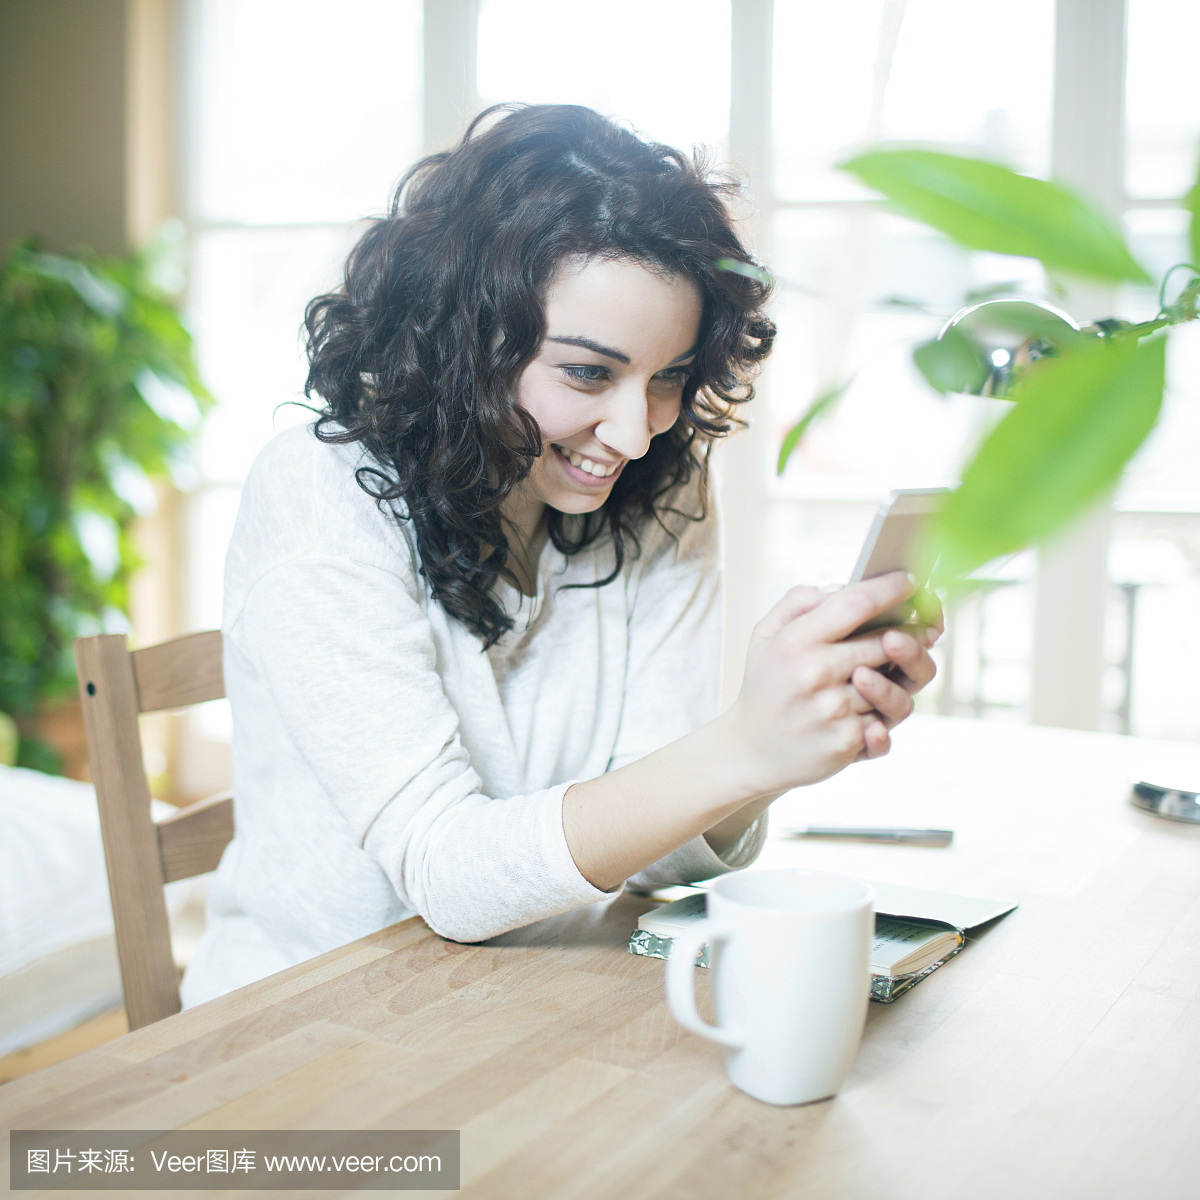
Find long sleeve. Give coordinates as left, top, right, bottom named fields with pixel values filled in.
left=232, top=556, right=617, bottom=944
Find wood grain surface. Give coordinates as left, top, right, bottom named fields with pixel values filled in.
left=157, top=792, right=234, bottom=884
left=4, top=716, right=1200, bottom=1199
left=131, top=631, right=225, bottom=715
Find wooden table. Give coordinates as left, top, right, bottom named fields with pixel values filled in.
left=4, top=715, right=1200, bottom=1199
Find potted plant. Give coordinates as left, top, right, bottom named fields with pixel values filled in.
left=0, top=229, right=211, bottom=774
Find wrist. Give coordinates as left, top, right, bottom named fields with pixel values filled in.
left=693, top=709, right=775, bottom=812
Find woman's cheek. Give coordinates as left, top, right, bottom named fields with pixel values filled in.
left=523, top=379, right=595, bottom=443
left=514, top=367, right=560, bottom=428
left=652, top=395, right=683, bottom=437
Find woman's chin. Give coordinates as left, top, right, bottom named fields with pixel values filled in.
left=546, top=488, right=611, bottom=515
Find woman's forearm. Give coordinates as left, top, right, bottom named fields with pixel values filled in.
left=562, top=714, right=770, bottom=891
left=702, top=794, right=779, bottom=856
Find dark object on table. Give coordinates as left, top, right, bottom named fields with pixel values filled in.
left=1130, top=780, right=1200, bottom=824
left=781, top=826, right=954, bottom=847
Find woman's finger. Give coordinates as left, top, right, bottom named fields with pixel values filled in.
left=787, top=633, right=896, bottom=690
left=751, top=584, right=830, bottom=646
left=784, top=571, right=915, bottom=649
left=850, top=665, right=914, bottom=726
left=857, top=716, right=891, bottom=761
left=880, top=626, right=938, bottom=694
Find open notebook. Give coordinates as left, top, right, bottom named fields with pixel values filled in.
left=628, top=881, right=1017, bottom=1002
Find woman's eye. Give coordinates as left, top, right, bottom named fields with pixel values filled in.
left=653, top=367, right=690, bottom=385
left=562, top=364, right=609, bottom=384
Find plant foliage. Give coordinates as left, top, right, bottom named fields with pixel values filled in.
left=776, top=378, right=851, bottom=475
left=777, top=145, right=1198, bottom=588
left=1189, top=152, right=1200, bottom=270
left=930, top=335, right=1166, bottom=583
left=841, top=149, right=1150, bottom=284
left=912, top=325, right=990, bottom=395
left=0, top=238, right=210, bottom=767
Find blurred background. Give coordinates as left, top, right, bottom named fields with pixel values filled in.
left=1, top=0, right=1198, bottom=1080
left=1, top=0, right=1197, bottom=795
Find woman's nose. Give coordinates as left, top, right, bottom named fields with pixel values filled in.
left=595, top=382, right=657, bottom=461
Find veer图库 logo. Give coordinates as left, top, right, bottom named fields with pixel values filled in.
left=9, top=1130, right=460, bottom=1191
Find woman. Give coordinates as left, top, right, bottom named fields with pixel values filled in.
left=181, top=105, right=938, bottom=1006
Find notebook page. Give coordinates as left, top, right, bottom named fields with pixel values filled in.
left=872, top=916, right=959, bottom=973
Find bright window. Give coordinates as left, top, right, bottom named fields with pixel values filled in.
left=477, top=0, right=730, bottom=154
left=180, top=0, right=422, bottom=778
left=1125, top=0, right=1200, bottom=199
left=772, top=0, right=1052, bottom=202
left=184, top=0, right=422, bottom=623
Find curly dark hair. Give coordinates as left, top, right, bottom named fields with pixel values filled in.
left=304, top=103, right=774, bottom=646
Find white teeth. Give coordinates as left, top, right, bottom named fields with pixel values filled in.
left=556, top=446, right=619, bottom=478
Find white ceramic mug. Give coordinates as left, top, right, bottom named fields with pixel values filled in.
left=665, top=868, right=874, bottom=1106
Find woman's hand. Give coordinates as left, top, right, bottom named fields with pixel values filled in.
left=846, top=584, right=942, bottom=756
left=722, top=572, right=937, bottom=796
left=562, top=573, right=941, bottom=890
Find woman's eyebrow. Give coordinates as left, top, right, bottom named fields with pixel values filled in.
left=547, top=335, right=699, bottom=366
left=546, top=335, right=630, bottom=364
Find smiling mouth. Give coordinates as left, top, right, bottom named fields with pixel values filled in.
left=552, top=444, right=624, bottom=480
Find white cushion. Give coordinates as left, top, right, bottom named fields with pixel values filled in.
left=0, top=765, right=204, bottom=1055
left=0, top=765, right=117, bottom=976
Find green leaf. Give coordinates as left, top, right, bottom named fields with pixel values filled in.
left=964, top=280, right=1030, bottom=303
left=841, top=149, right=1151, bottom=285
left=929, top=335, right=1166, bottom=583
left=777, top=379, right=851, bottom=475
left=0, top=711, right=17, bottom=767
left=28, top=253, right=126, bottom=317
left=913, top=325, right=990, bottom=394
left=1188, top=148, right=1200, bottom=270
left=715, top=257, right=774, bottom=286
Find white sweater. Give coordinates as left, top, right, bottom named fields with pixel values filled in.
left=180, top=424, right=765, bottom=1006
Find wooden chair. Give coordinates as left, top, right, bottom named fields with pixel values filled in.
left=74, top=630, right=233, bottom=1030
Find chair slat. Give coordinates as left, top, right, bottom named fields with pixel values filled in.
left=157, top=792, right=234, bottom=883
left=75, top=634, right=181, bottom=1029
left=132, top=630, right=224, bottom=713
left=76, top=629, right=232, bottom=1030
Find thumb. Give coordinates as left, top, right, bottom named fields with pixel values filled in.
left=752, top=585, right=838, bottom=646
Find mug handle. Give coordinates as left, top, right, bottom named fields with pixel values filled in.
left=665, top=919, right=746, bottom=1048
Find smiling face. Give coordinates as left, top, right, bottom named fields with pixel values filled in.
left=505, top=256, right=704, bottom=535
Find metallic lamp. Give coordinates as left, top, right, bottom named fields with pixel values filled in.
left=934, top=297, right=1130, bottom=398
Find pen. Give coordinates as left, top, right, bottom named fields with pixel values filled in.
left=782, top=826, right=954, bottom=847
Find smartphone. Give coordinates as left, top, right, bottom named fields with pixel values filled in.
left=847, top=488, right=949, bottom=633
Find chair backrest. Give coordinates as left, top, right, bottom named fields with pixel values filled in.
left=75, top=630, right=233, bottom=1030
